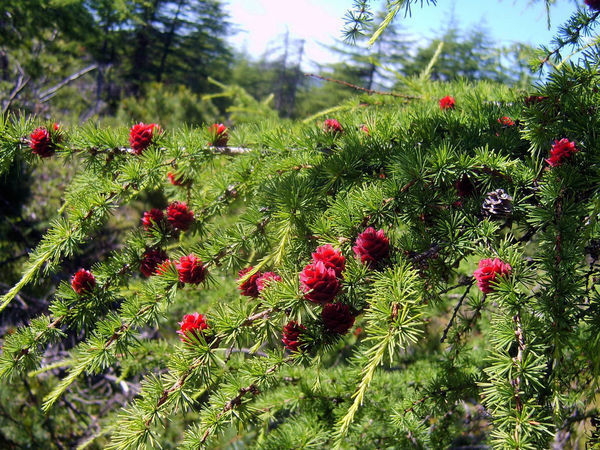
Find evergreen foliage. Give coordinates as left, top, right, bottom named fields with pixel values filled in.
left=2, top=2, right=600, bottom=449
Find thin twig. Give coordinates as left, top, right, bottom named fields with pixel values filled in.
left=441, top=280, right=475, bottom=343
left=410, top=244, right=440, bottom=265
left=242, top=307, right=275, bottom=326
left=39, top=64, right=98, bottom=103
left=305, top=73, right=419, bottom=99
left=512, top=313, right=525, bottom=415
left=1, top=59, right=30, bottom=113
left=83, top=145, right=253, bottom=157
left=438, top=277, right=473, bottom=296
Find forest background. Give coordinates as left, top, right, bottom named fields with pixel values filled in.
left=1, top=0, right=554, bottom=124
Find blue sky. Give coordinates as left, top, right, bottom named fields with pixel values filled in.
left=224, top=0, right=582, bottom=69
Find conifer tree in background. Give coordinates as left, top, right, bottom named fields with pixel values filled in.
left=0, top=0, right=232, bottom=120
left=294, top=12, right=413, bottom=118
left=400, top=23, right=529, bottom=84
left=230, top=31, right=306, bottom=118
left=324, top=9, right=414, bottom=91
left=2, top=1, right=600, bottom=449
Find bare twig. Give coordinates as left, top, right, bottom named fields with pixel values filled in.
left=447, top=294, right=489, bottom=360
left=440, top=280, right=475, bottom=343
left=241, top=308, right=274, bottom=326
left=438, top=277, right=473, bottom=296
left=512, top=313, right=525, bottom=415
left=400, top=179, right=417, bottom=193
left=39, top=64, right=98, bottom=103
left=2, top=75, right=30, bottom=113
left=1, top=59, right=29, bottom=113
left=305, top=73, right=419, bottom=99
left=82, top=145, right=253, bottom=157
left=410, top=244, right=440, bottom=265
left=208, top=146, right=253, bottom=155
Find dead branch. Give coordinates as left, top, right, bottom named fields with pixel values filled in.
left=305, top=73, right=419, bottom=99
left=39, top=64, right=98, bottom=103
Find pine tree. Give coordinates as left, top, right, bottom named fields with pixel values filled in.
left=401, top=23, right=515, bottom=83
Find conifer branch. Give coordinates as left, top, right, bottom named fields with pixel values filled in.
left=15, top=316, right=62, bottom=360
left=0, top=249, right=55, bottom=312
left=11, top=263, right=132, bottom=366
left=0, top=133, right=255, bottom=314
left=333, top=332, right=392, bottom=447
left=198, top=357, right=292, bottom=445
left=334, top=264, right=424, bottom=445
left=143, top=306, right=278, bottom=427
left=112, top=300, right=287, bottom=448
left=0, top=186, right=128, bottom=313
left=537, top=10, right=600, bottom=69
left=41, top=280, right=178, bottom=411
left=3, top=43, right=600, bottom=447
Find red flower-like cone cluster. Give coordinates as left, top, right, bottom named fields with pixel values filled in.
left=299, top=261, right=340, bottom=304
left=360, top=124, right=370, bottom=135
left=312, top=244, right=345, bottom=278
left=141, top=208, right=164, bottom=230
left=439, top=96, right=455, bottom=110
left=324, top=118, right=343, bottom=134
left=176, top=254, right=207, bottom=284
left=208, top=123, right=228, bottom=147
left=30, top=124, right=60, bottom=157
left=585, top=0, right=600, bottom=11
left=167, top=201, right=194, bottom=231
left=282, top=321, right=306, bottom=352
left=353, top=227, right=390, bottom=267
left=473, top=258, right=512, bottom=294
left=546, top=138, right=578, bottom=167
left=177, top=312, right=208, bottom=343
left=71, top=269, right=96, bottom=295
left=237, top=267, right=261, bottom=297
left=140, top=249, right=168, bottom=277
left=498, top=116, right=515, bottom=127
left=256, top=271, right=282, bottom=292
left=129, top=123, right=159, bottom=155
left=322, top=303, right=355, bottom=335
left=167, top=172, right=186, bottom=186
